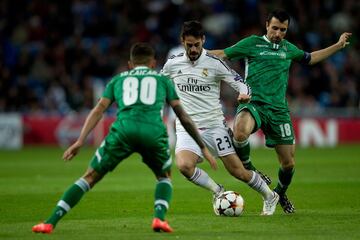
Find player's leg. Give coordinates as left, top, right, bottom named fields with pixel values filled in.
left=152, top=172, right=173, bottom=233
left=154, top=174, right=172, bottom=221
left=232, top=109, right=256, bottom=169
left=232, top=105, right=271, bottom=185
left=208, top=126, right=278, bottom=215
left=32, top=168, right=104, bottom=233
left=176, top=150, right=223, bottom=194
left=264, top=112, right=296, bottom=213
left=33, top=130, right=131, bottom=234
left=220, top=153, right=279, bottom=215
left=175, top=131, right=223, bottom=195
left=140, top=129, right=174, bottom=233
left=274, top=144, right=296, bottom=213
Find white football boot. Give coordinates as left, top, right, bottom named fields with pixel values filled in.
left=261, top=191, right=279, bottom=215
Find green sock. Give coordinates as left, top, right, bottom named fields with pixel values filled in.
left=154, top=178, right=172, bottom=221
left=274, top=168, right=295, bottom=195
left=46, top=178, right=90, bottom=226
left=233, top=139, right=256, bottom=170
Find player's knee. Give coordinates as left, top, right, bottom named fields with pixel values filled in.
left=281, top=158, right=295, bottom=170
left=82, top=169, right=103, bottom=188
left=233, top=130, right=250, bottom=142
left=176, top=159, right=195, bottom=177
left=157, top=171, right=171, bottom=180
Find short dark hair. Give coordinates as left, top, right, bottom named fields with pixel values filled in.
left=130, top=42, right=155, bottom=65
left=267, top=9, right=290, bottom=24
left=180, top=20, right=204, bottom=39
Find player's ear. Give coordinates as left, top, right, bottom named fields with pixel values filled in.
left=149, top=59, right=157, bottom=69
left=181, top=38, right=185, bottom=47
left=128, top=60, right=134, bottom=69
left=202, top=35, right=206, bottom=45
left=266, top=21, right=269, bottom=31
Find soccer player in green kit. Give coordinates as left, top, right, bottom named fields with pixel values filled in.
left=209, top=9, right=351, bottom=213
left=32, top=43, right=217, bottom=234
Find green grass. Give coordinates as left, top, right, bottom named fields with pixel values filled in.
left=0, top=145, right=360, bottom=239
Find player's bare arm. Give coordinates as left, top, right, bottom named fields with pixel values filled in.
left=237, top=94, right=251, bottom=103
left=170, top=100, right=218, bottom=170
left=208, top=49, right=227, bottom=59
left=309, top=32, right=352, bottom=65
left=63, top=97, right=111, bottom=161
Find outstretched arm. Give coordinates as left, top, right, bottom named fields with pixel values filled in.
left=309, top=32, right=352, bottom=65
left=170, top=100, right=218, bottom=170
left=63, top=97, right=111, bottom=161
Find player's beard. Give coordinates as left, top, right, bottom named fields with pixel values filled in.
left=273, top=38, right=281, bottom=44
left=188, top=51, right=200, bottom=61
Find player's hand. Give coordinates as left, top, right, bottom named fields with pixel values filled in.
left=63, top=140, right=83, bottom=161
left=338, top=32, right=352, bottom=48
left=201, top=147, right=218, bottom=170
left=237, top=94, right=251, bottom=103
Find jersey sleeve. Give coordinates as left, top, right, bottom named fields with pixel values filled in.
left=102, top=78, right=115, bottom=102
left=286, top=41, right=311, bottom=64
left=224, top=36, right=254, bottom=60
left=160, top=60, right=171, bottom=77
left=216, top=59, right=251, bottom=95
left=164, top=76, right=179, bottom=102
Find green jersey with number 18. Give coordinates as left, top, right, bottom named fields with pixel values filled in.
left=224, top=35, right=309, bottom=110
left=103, top=66, right=179, bottom=126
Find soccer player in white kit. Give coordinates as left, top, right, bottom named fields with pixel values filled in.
left=161, top=21, right=279, bottom=215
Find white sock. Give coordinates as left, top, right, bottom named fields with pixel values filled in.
left=188, top=167, right=221, bottom=194
left=247, top=170, right=273, bottom=200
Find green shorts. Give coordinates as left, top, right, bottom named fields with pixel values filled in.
left=89, top=119, right=172, bottom=176
left=237, top=102, right=295, bottom=147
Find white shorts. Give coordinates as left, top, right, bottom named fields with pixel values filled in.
left=175, top=126, right=235, bottom=162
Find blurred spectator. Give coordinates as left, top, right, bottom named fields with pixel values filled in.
left=0, top=0, right=359, bottom=117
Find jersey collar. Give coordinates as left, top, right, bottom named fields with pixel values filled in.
left=133, top=66, right=150, bottom=70
left=263, top=35, right=281, bottom=50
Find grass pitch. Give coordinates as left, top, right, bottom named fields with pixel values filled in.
left=0, top=145, right=359, bottom=240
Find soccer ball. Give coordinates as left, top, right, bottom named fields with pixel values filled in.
left=213, top=191, right=244, bottom=217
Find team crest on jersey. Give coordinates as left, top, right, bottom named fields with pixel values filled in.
left=177, top=70, right=182, bottom=74
left=202, top=68, right=208, bottom=77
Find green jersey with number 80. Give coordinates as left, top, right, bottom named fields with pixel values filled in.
left=103, top=66, right=179, bottom=126
left=90, top=66, right=179, bottom=175
left=224, top=35, right=309, bottom=110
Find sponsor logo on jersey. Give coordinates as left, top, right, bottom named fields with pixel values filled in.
left=177, top=77, right=211, bottom=92
left=259, top=51, right=286, bottom=59
left=177, top=83, right=211, bottom=92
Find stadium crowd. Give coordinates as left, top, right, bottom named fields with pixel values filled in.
left=0, top=0, right=359, bottom=116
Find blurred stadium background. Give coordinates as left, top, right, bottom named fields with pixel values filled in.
left=0, top=0, right=359, bottom=149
